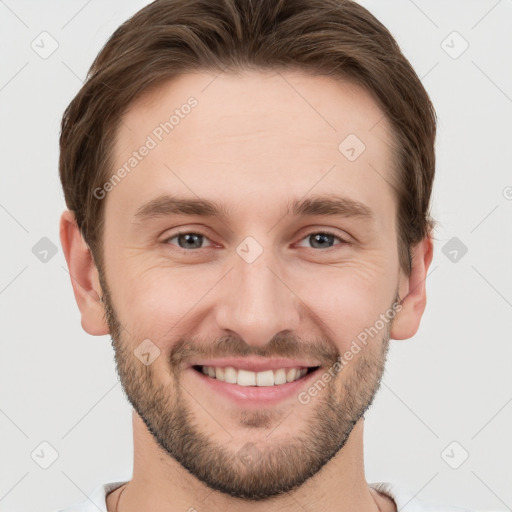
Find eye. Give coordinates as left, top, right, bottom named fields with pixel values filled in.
left=164, top=231, right=214, bottom=250
left=163, top=230, right=349, bottom=252
left=296, top=231, right=348, bottom=250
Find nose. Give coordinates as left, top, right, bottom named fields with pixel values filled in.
left=214, top=248, right=301, bottom=348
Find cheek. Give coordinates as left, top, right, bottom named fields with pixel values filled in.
left=106, top=238, right=399, bottom=352
left=296, top=261, right=397, bottom=348
left=108, top=259, right=218, bottom=339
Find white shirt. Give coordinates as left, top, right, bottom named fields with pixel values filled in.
left=51, top=480, right=487, bottom=512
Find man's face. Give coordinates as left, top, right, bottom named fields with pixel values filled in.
left=99, top=70, right=403, bottom=499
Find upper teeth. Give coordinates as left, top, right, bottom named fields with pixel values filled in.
left=201, top=366, right=308, bottom=386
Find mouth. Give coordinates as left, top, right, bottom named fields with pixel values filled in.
left=188, top=358, right=323, bottom=407
left=192, top=365, right=320, bottom=387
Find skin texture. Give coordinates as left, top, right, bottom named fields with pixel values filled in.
left=60, top=70, right=433, bottom=512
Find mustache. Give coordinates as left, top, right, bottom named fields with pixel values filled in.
left=170, top=333, right=340, bottom=368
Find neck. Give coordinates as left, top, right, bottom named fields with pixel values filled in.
left=107, top=413, right=393, bottom=512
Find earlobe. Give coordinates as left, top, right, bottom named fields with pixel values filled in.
left=390, top=235, right=434, bottom=340
left=59, top=210, right=110, bottom=336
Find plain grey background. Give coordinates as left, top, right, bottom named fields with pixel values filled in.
left=0, top=1, right=511, bottom=511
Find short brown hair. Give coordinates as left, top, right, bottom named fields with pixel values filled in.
left=59, top=0, right=436, bottom=276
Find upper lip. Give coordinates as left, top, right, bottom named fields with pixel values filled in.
left=189, top=356, right=321, bottom=372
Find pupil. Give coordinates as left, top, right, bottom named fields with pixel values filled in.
left=312, top=233, right=333, bottom=248
left=180, top=233, right=201, bottom=249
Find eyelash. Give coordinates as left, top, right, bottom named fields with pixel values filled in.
left=163, top=230, right=349, bottom=253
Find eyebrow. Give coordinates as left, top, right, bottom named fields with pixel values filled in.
left=133, top=194, right=374, bottom=222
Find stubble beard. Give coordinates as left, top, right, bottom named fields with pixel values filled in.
left=99, top=269, right=393, bottom=500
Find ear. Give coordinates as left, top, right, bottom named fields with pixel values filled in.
left=390, top=235, right=434, bottom=340
left=59, top=210, right=109, bottom=336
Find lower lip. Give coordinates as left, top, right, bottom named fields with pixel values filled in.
left=189, top=367, right=322, bottom=407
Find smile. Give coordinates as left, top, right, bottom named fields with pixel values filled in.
left=194, top=365, right=319, bottom=387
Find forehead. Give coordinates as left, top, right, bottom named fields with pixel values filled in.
left=108, top=70, right=397, bottom=227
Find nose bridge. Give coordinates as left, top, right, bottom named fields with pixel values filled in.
left=215, top=242, right=300, bottom=346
